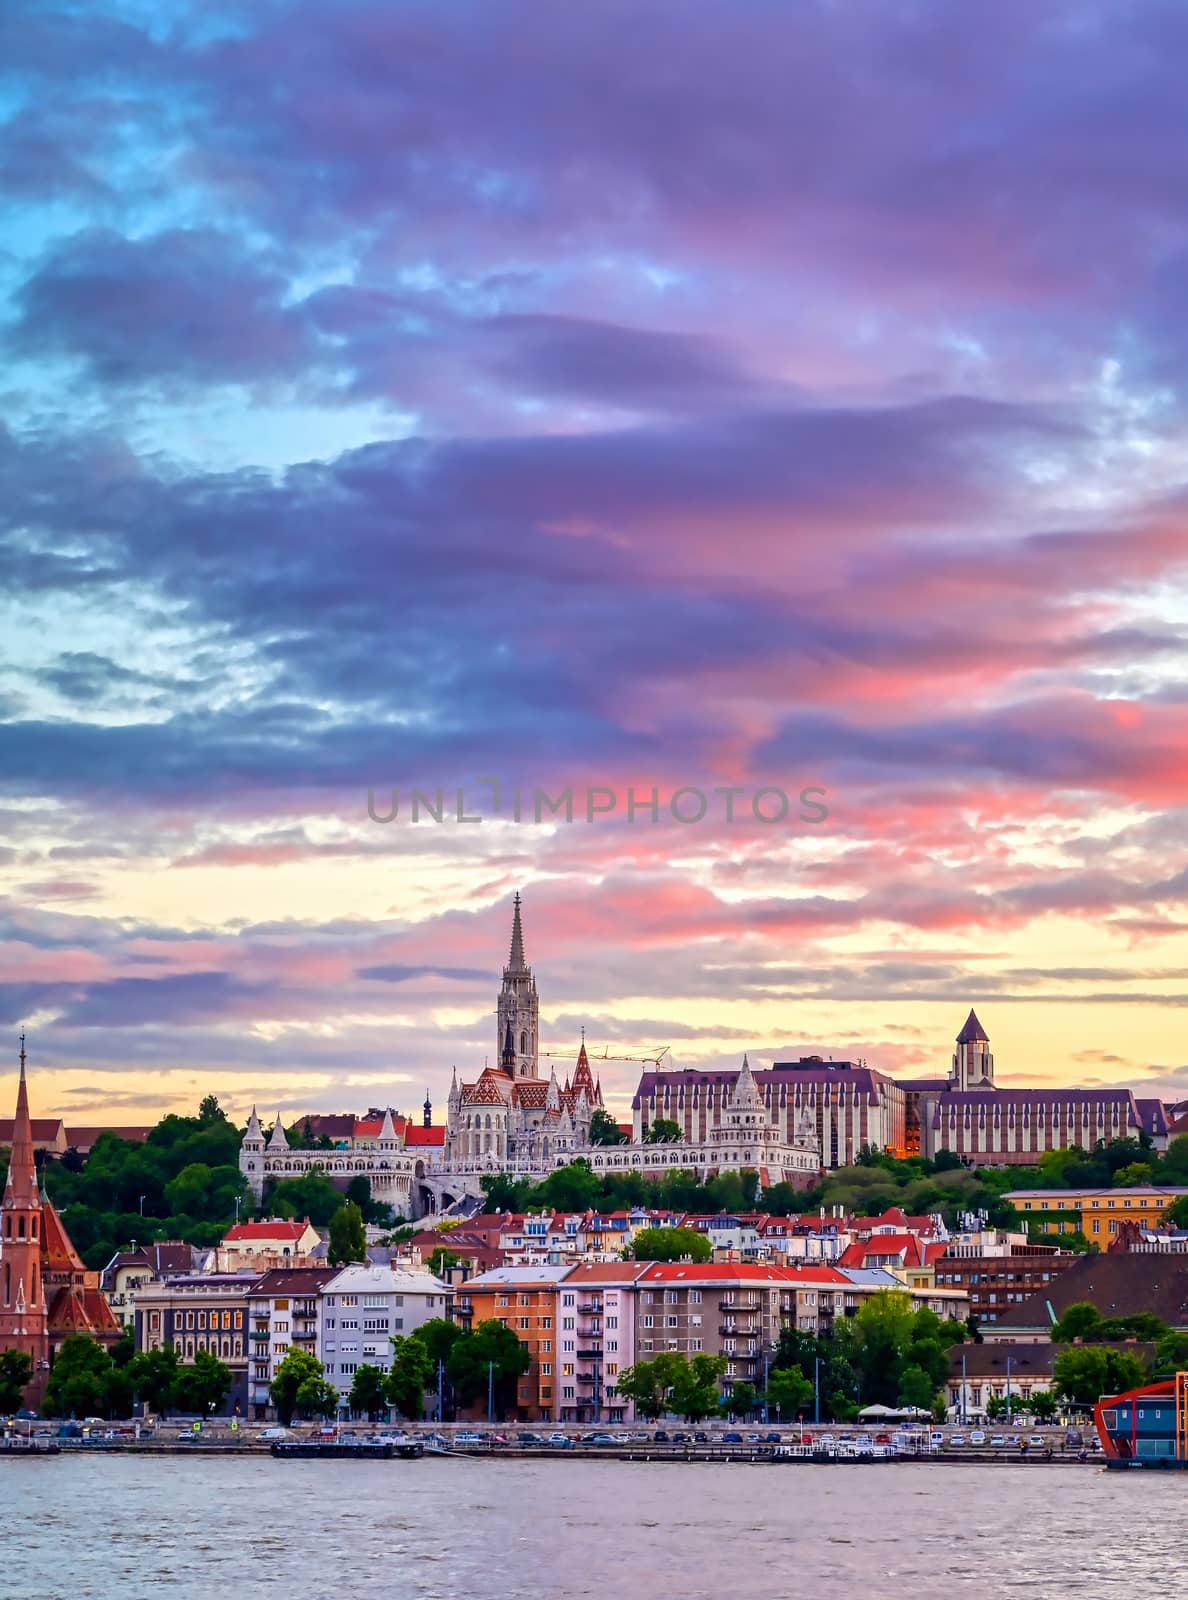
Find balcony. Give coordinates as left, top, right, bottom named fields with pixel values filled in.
left=250, top=1330, right=270, bottom=1342
left=719, top=1323, right=759, bottom=1337
left=576, top=1347, right=603, bottom=1360
left=719, top=1298, right=759, bottom=1312
left=293, top=1329, right=317, bottom=1342
left=576, top=1300, right=603, bottom=1313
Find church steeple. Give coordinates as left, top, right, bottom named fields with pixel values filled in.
left=1, top=1032, right=49, bottom=1401
left=497, top=891, right=539, bottom=1079
left=508, top=891, right=526, bottom=972
left=5, top=1033, right=39, bottom=1208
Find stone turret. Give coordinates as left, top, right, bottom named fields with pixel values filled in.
left=267, top=1113, right=289, bottom=1152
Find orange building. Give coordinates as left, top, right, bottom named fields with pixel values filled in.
left=457, top=1265, right=572, bottom=1421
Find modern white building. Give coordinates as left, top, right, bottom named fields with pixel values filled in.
left=318, top=1263, right=453, bottom=1400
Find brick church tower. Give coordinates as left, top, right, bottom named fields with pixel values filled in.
left=0, top=1035, right=50, bottom=1404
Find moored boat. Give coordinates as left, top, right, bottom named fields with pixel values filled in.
left=1093, top=1372, right=1188, bottom=1468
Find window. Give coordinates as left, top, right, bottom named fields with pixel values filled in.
left=643, top=1315, right=654, bottom=1328
left=667, top=1316, right=678, bottom=1328
left=541, top=1363, right=552, bottom=1377
left=519, top=1317, right=530, bottom=1331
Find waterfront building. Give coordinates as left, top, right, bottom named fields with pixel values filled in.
left=247, top=1266, right=338, bottom=1420
left=558, top=1260, right=654, bottom=1423
left=318, top=1262, right=452, bottom=1403
left=983, top=1250, right=1188, bottom=1343
left=0, top=1041, right=122, bottom=1407
left=456, top=1264, right=574, bottom=1420
left=1004, top=1184, right=1188, bottom=1241
left=133, top=1272, right=256, bottom=1414
left=945, top=1341, right=1059, bottom=1419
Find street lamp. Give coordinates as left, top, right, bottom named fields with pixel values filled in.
left=1006, top=1355, right=1012, bottom=1425
left=813, top=1357, right=821, bottom=1426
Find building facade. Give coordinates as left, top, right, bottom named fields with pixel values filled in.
left=133, top=1273, right=255, bottom=1415
left=247, top=1266, right=338, bottom=1420
left=318, top=1263, right=452, bottom=1404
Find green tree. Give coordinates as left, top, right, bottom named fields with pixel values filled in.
left=1029, top=1390, right=1059, bottom=1421
left=427, top=1246, right=463, bottom=1279
left=896, top=1362, right=936, bottom=1412
left=296, top=1375, right=341, bottom=1420
left=172, top=1349, right=231, bottom=1416
left=327, top=1200, right=367, bottom=1265
left=1162, top=1194, right=1188, bottom=1228
left=1052, top=1346, right=1146, bottom=1407
left=631, top=1226, right=712, bottom=1263
left=271, top=1348, right=328, bottom=1426
left=41, top=1335, right=111, bottom=1418
left=1162, top=1135, right=1188, bottom=1180
left=267, top=1168, right=345, bottom=1226
left=480, top=1172, right=533, bottom=1212
left=670, top=1352, right=727, bottom=1421
left=163, top=1162, right=215, bottom=1217
left=1049, top=1302, right=1104, bottom=1343
left=613, top=1351, right=687, bottom=1419
left=198, top=1094, right=228, bottom=1125
left=767, top=1364, right=814, bottom=1420
left=589, top=1109, right=628, bottom=1145
left=726, top=1380, right=758, bottom=1419
left=534, top=1161, right=602, bottom=1213
left=127, top=1345, right=180, bottom=1415
left=1114, top=1162, right=1153, bottom=1187
left=645, top=1118, right=683, bottom=1144
left=386, top=1335, right=434, bottom=1419
left=411, top=1317, right=464, bottom=1369
left=349, top=1363, right=389, bottom=1421
left=447, top=1320, right=531, bottom=1418
left=0, top=1349, right=33, bottom=1411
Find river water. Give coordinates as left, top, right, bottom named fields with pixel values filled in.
left=1, top=1455, right=1174, bottom=1600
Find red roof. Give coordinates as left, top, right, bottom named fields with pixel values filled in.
left=224, top=1220, right=311, bottom=1242
left=405, top=1125, right=445, bottom=1146
left=637, top=1262, right=849, bottom=1285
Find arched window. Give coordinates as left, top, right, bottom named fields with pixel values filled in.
left=17, top=1216, right=24, bottom=1239
left=520, top=1031, right=527, bottom=1054
left=30, top=1216, right=37, bottom=1238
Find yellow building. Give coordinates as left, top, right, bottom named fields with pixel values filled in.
left=1006, top=1186, right=1188, bottom=1241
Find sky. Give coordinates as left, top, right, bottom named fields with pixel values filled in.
left=2, top=0, right=1188, bottom=1127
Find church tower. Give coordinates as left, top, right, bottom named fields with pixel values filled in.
left=0, top=1035, right=49, bottom=1402
left=496, top=892, right=539, bottom=1079
left=952, top=1009, right=994, bottom=1089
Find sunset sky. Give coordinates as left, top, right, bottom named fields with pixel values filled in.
left=2, top=1, right=1188, bottom=1127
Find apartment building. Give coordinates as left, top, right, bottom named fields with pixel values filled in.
left=319, top=1263, right=453, bottom=1402
left=247, top=1267, right=338, bottom=1419
left=557, top=1260, right=653, bottom=1423
left=458, top=1264, right=572, bottom=1421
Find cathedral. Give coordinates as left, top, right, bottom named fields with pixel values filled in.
left=444, top=894, right=603, bottom=1165
left=0, top=1039, right=122, bottom=1407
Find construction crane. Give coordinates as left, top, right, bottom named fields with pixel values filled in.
left=538, top=1043, right=670, bottom=1068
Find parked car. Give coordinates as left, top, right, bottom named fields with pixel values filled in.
left=929, top=1430, right=945, bottom=1445
left=454, top=1431, right=485, bottom=1444
left=693, top=1430, right=710, bottom=1443
left=517, top=1431, right=546, bottom=1445
left=547, top=1432, right=574, bottom=1448
left=990, top=1435, right=1006, bottom=1448
left=259, top=1427, right=290, bottom=1441
left=722, top=1431, right=744, bottom=1443
left=948, top=1434, right=967, bottom=1447
left=1028, top=1435, right=1045, bottom=1448
left=586, top=1432, right=618, bottom=1447
left=969, top=1430, right=986, bottom=1446
left=762, top=1432, right=781, bottom=1443
left=653, top=1429, right=670, bottom=1442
